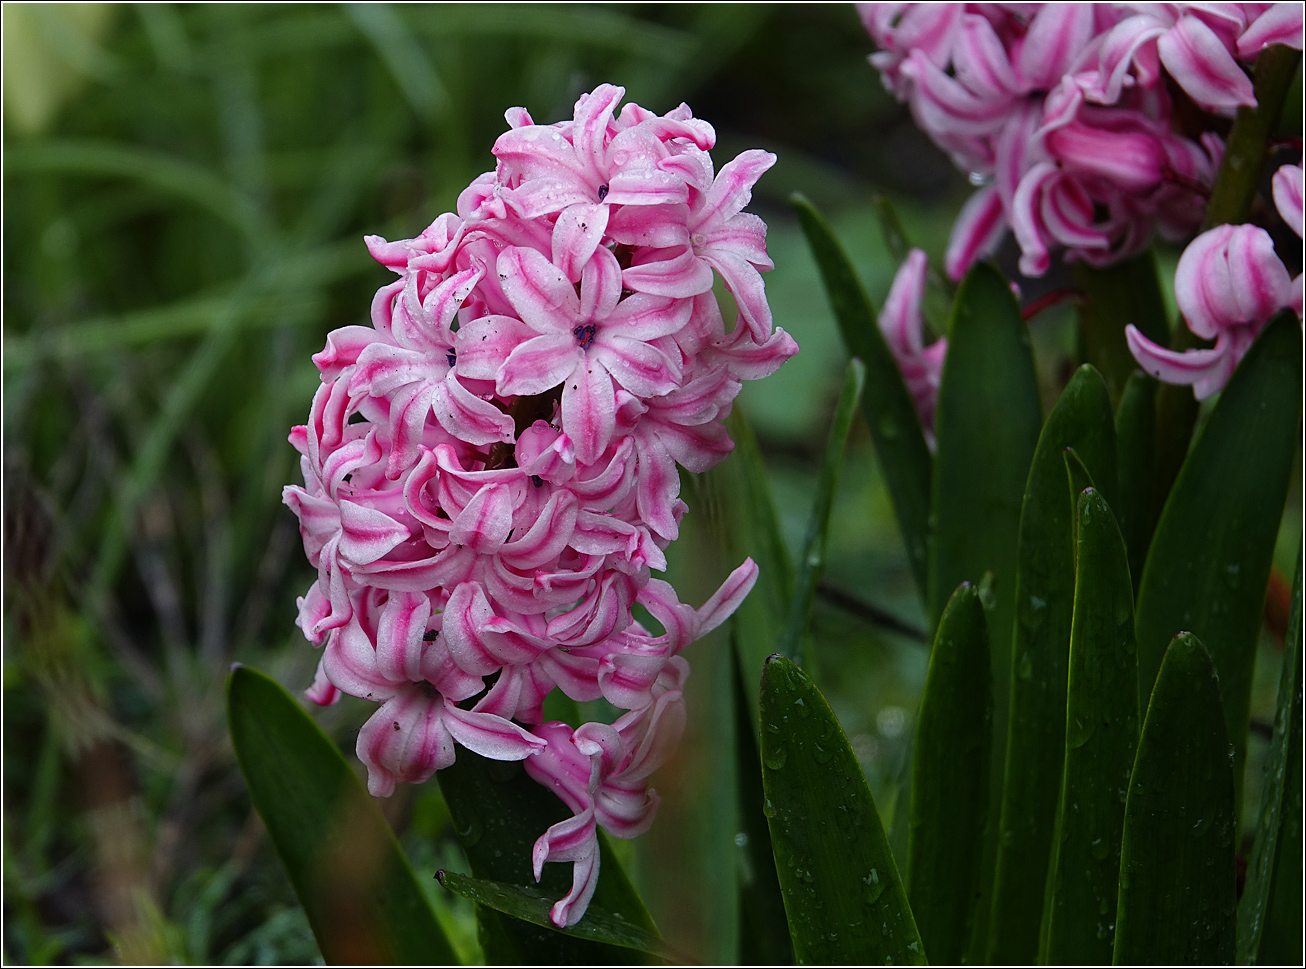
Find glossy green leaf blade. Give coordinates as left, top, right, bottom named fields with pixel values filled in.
left=907, top=582, right=991, bottom=964
left=1238, top=548, right=1303, bottom=964
left=226, top=666, right=458, bottom=966
left=1072, top=251, right=1170, bottom=404
left=435, top=871, right=673, bottom=960
left=1135, top=314, right=1302, bottom=803
left=931, top=262, right=1043, bottom=959
left=987, top=365, right=1116, bottom=964
left=1114, top=634, right=1236, bottom=965
left=732, top=641, right=795, bottom=965
left=438, top=751, right=656, bottom=965
left=1113, top=370, right=1158, bottom=590
left=779, top=358, right=866, bottom=666
left=760, top=656, right=926, bottom=966
left=1041, top=489, right=1138, bottom=965
left=791, top=192, right=933, bottom=602
left=705, top=408, right=794, bottom=736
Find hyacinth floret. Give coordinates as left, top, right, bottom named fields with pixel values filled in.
left=283, top=84, right=797, bottom=928
left=860, top=3, right=1304, bottom=282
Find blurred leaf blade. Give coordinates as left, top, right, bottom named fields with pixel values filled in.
left=907, top=582, right=990, bottom=965
left=759, top=655, right=925, bottom=966
left=1113, top=634, right=1236, bottom=965
left=1041, top=488, right=1138, bottom=965
left=1238, top=548, right=1303, bottom=964
left=226, top=665, right=459, bottom=966
left=1134, top=313, right=1302, bottom=806
left=704, top=409, right=794, bottom=736
left=778, top=357, right=865, bottom=666
left=791, top=191, right=933, bottom=603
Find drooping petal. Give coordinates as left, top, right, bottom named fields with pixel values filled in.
left=1158, top=15, right=1256, bottom=111
left=945, top=184, right=1007, bottom=282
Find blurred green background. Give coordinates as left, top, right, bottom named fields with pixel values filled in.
left=2, top=3, right=1296, bottom=964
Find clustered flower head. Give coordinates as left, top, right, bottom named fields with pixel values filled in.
left=860, top=3, right=1303, bottom=280
left=283, top=84, right=797, bottom=927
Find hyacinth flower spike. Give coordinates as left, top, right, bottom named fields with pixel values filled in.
left=284, top=82, right=796, bottom=929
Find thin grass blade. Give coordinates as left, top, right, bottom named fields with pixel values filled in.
left=778, top=357, right=865, bottom=667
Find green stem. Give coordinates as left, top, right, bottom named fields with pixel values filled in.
left=1072, top=251, right=1169, bottom=406
left=1201, top=43, right=1303, bottom=233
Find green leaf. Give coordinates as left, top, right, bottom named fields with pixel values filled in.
left=871, top=193, right=952, bottom=331
left=226, top=666, right=458, bottom=966
left=437, top=751, right=656, bottom=965
left=434, top=871, right=673, bottom=961
left=1239, top=548, right=1303, bottom=964
left=778, top=357, right=865, bottom=666
left=732, top=641, right=795, bottom=965
left=907, top=582, right=991, bottom=965
left=1041, top=489, right=1138, bottom=965
left=759, top=655, right=925, bottom=966
left=1113, top=370, right=1158, bottom=590
left=1113, top=634, right=1236, bottom=965
left=1071, top=252, right=1170, bottom=404
left=704, top=408, right=794, bottom=737
left=1135, top=314, right=1302, bottom=808
left=791, top=192, right=933, bottom=602
left=931, top=261, right=1043, bottom=959
left=987, top=365, right=1116, bottom=965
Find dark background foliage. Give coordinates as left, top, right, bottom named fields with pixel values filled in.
left=2, top=4, right=1295, bottom=963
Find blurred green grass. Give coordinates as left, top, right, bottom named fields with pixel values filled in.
left=3, top=4, right=1293, bottom=966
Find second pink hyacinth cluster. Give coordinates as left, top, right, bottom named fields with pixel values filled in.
left=861, top=3, right=1303, bottom=280
left=283, top=84, right=797, bottom=926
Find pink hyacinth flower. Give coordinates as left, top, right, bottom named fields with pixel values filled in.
left=879, top=249, right=947, bottom=442
left=1127, top=220, right=1296, bottom=398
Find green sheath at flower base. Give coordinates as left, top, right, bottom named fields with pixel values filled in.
left=907, top=581, right=990, bottom=965
left=987, top=365, right=1115, bottom=965
left=1113, top=634, right=1235, bottom=966
left=759, top=655, right=925, bottom=966
left=1041, top=488, right=1138, bottom=965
